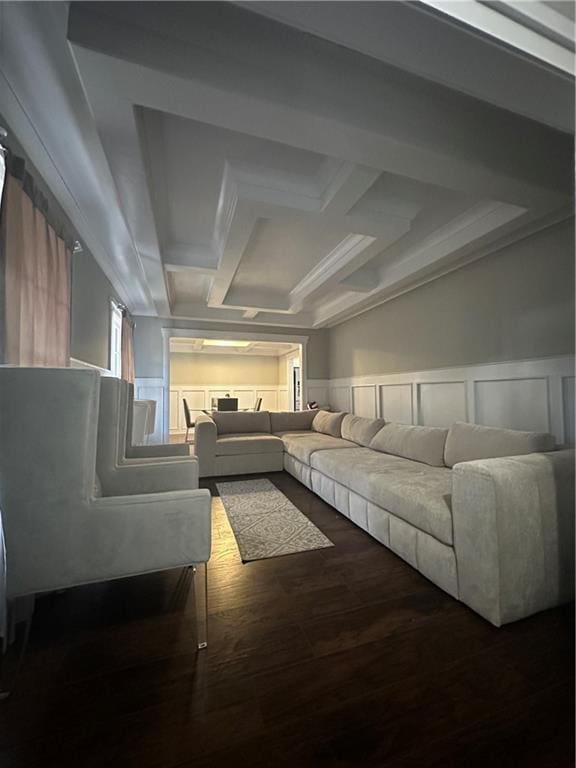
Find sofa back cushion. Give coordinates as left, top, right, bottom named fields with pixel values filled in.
left=270, top=410, right=316, bottom=433
left=370, top=423, right=448, bottom=467
left=211, top=410, right=271, bottom=435
left=312, top=410, right=346, bottom=438
left=444, top=421, right=556, bottom=468
left=341, top=414, right=386, bottom=447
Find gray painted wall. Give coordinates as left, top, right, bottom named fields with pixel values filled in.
left=70, top=250, right=120, bottom=370
left=328, top=219, right=575, bottom=379
left=134, top=318, right=329, bottom=380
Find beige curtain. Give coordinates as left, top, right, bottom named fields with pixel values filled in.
left=2, top=174, right=70, bottom=366
left=121, top=314, right=135, bottom=383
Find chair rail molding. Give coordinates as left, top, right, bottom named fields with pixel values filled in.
left=324, top=355, right=574, bottom=445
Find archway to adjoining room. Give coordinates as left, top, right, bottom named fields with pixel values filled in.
left=161, top=328, right=308, bottom=442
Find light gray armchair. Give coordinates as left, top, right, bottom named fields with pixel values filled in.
left=131, top=399, right=151, bottom=446
left=98, top=378, right=197, bottom=497
left=0, top=368, right=212, bottom=652
left=122, top=382, right=189, bottom=459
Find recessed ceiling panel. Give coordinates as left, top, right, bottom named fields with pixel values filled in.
left=140, top=108, right=331, bottom=251
left=226, top=214, right=351, bottom=301
left=166, top=271, right=213, bottom=305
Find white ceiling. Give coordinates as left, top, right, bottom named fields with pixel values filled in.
left=170, top=337, right=299, bottom=357
left=0, top=2, right=573, bottom=329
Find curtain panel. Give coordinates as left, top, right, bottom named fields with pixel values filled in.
left=1, top=172, right=71, bottom=366
left=121, top=314, right=135, bottom=383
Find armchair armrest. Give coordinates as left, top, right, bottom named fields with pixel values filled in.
left=194, top=413, right=217, bottom=477
left=87, top=488, right=212, bottom=580
left=100, top=457, right=200, bottom=496
left=452, top=450, right=575, bottom=626
left=127, top=443, right=190, bottom=459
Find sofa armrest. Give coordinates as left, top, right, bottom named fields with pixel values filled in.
left=127, top=443, right=190, bottom=459
left=452, top=450, right=575, bottom=626
left=88, top=489, right=212, bottom=577
left=194, top=413, right=217, bottom=477
left=100, top=458, right=200, bottom=496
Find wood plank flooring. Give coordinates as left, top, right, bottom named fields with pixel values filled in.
left=0, top=471, right=573, bottom=767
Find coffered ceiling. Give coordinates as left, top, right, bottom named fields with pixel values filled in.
left=1, top=2, right=573, bottom=328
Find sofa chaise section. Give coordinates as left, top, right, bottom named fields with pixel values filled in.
left=194, top=411, right=284, bottom=476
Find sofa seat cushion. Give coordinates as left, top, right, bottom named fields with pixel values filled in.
left=311, top=448, right=454, bottom=545
left=215, top=433, right=283, bottom=456
left=273, top=430, right=313, bottom=439
left=281, top=433, right=356, bottom=464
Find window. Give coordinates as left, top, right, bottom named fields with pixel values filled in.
left=110, top=300, right=123, bottom=377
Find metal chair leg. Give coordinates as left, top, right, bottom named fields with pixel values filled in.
left=192, top=562, right=208, bottom=650
left=0, top=595, right=35, bottom=700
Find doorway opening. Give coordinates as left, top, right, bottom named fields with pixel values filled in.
left=166, top=336, right=304, bottom=442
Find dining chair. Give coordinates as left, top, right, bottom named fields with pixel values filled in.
left=254, top=397, right=263, bottom=412
left=183, top=398, right=195, bottom=443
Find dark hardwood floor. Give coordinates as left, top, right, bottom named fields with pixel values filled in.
left=1, top=472, right=573, bottom=767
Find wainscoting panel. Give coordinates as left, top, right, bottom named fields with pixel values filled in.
left=475, top=378, right=549, bottom=433
left=169, top=390, right=179, bottom=432
left=418, top=382, right=467, bottom=427
left=352, top=385, right=377, bottom=418
left=257, top=389, right=279, bottom=411
left=379, top=383, right=413, bottom=424
left=278, top=389, right=290, bottom=411
left=167, top=383, right=293, bottom=433
left=562, top=377, right=575, bottom=446
left=326, top=355, right=574, bottom=445
left=208, top=390, right=230, bottom=406
left=307, top=384, right=328, bottom=406
left=232, top=389, right=256, bottom=410
left=181, top=389, right=206, bottom=412
left=331, top=386, right=352, bottom=413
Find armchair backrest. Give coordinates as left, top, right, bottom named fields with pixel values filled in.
left=0, top=368, right=100, bottom=597
left=0, top=368, right=100, bottom=505
left=132, top=401, right=149, bottom=445
left=124, top=381, right=149, bottom=447
left=143, top=400, right=156, bottom=435
left=122, top=381, right=135, bottom=454
left=97, top=377, right=125, bottom=475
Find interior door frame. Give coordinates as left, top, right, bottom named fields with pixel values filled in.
left=161, top=328, right=309, bottom=441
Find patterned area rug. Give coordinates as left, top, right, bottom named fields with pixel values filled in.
left=216, top=478, right=334, bottom=562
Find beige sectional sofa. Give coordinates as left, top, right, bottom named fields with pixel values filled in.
left=194, top=409, right=574, bottom=626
